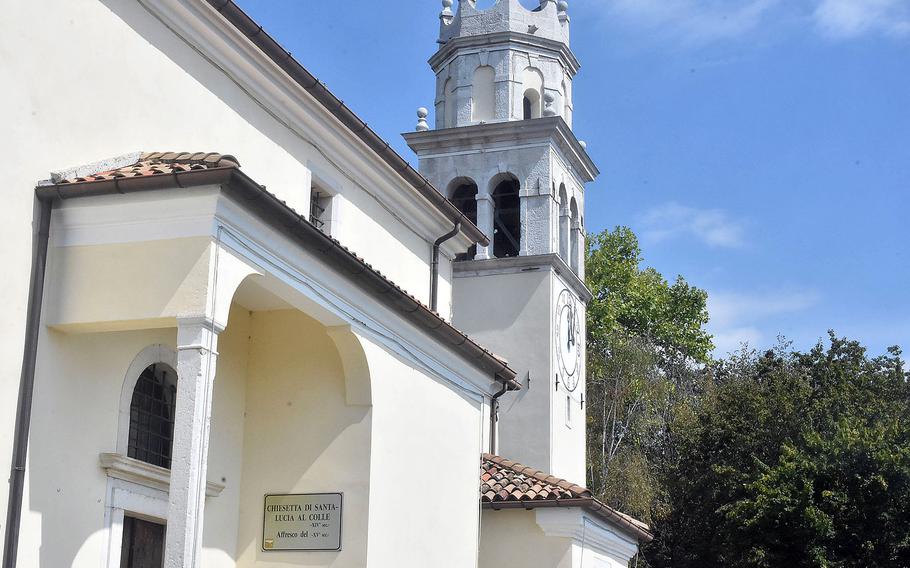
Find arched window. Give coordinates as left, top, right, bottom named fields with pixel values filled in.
left=449, top=178, right=479, bottom=260
left=444, top=78, right=457, bottom=128
left=472, top=66, right=495, bottom=123
left=491, top=175, right=521, bottom=258
left=521, top=67, right=543, bottom=120
left=558, top=184, right=569, bottom=260
left=127, top=363, right=178, bottom=469
left=569, top=197, right=579, bottom=273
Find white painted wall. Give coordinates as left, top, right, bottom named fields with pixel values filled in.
left=18, top=325, right=177, bottom=567
left=453, top=269, right=555, bottom=471
left=481, top=508, right=641, bottom=568
left=479, top=509, right=572, bottom=568
left=1, top=0, right=470, bottom=539
left=203, top=304, right=251, bottom=566
left=453, top=263, right=586, bottom=485
left=364, top=333, right=487, bottom=566
left=234, top=308, right=372, bottom=568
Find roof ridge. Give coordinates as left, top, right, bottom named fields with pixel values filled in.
left=141, top=151, right=240, bottom=168
left=54, top=151, right=241, bottom=185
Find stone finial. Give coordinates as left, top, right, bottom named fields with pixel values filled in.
left=558, top=0, right=569, bottom=22
left=579, top=140, right=587, bottom=150
left=441, top=0, right=454, bottom=23
left=416, top=107, right=430, bottom=132
left=543, top=92, right=557, bottom=117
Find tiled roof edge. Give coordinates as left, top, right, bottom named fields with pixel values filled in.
left=481, top=454, right=653, bottom=543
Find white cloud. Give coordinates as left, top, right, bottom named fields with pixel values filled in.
left=813, top=0, right=910, bottom=38
left=707, top=289, right=821, bottom=354
left=638, top=202, right=747, bottom=249
left=605, top=0, right=780, bottom=44
left=599, top=0, right=910, bottom=43
left=712, top=326, right=764, bottom=355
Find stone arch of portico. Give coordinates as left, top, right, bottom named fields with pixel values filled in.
left=225, top=269, right=376, bottom=408
left=325, top=325, right=375, bottom=407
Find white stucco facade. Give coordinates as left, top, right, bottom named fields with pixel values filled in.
left=1, top=0, right=503, bottom=565
left=1, top=0, right=649, bottom=566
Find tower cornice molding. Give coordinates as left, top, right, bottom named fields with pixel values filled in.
left=452, top=254, right=592, bottom=303
left=403, top=117, right=598, bottom=183
left=430, top=31, right=581, bottom=76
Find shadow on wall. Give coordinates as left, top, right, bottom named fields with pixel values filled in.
left=27, top=326, right=178, bottom=567
left=232, top=307, right=372, bottom=566
left=26, top=296, right=372, bottom=565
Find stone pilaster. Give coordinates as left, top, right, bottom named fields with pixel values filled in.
left=164, top=318, right=220, bottom=568
left=475, top=193, right=494, bottom=260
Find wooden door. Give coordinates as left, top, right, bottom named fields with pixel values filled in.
left=120, top=516, right=165, bottom=568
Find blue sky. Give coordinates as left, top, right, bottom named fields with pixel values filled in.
left=235, top=0, right=909, bottom=357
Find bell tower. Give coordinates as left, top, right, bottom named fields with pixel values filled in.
left=404, top=0, right=598, bottom=484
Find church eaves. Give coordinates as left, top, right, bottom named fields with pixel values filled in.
left=37, top=152, right=521, bottom=390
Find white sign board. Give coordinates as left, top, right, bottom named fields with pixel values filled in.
left=262, top=493, right=343, bottom=551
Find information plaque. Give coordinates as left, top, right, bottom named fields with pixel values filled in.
left=262, top=493, right=343, bottom=551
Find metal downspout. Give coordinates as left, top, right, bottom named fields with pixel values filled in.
left=3, top=199, right=52, bottom=568
left=490, top=383, right=509, bottom=454
left=430, top=222, right=460, bottom=312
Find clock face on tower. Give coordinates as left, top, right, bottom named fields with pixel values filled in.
left=555, top=289, right=581, bottom=391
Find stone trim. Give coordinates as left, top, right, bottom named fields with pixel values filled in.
left=404, top=116, right=598, bottom=183
left=431, top=31, right=581, bottom=75
left=453, top=254, right=592, bottom=303
left=99, top=453, right=224, bottom=497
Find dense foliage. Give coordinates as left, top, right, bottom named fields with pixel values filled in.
left=584, top=227, right=910, bottom=568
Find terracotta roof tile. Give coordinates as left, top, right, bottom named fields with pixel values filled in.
left=481, top=453, right=591, bottom=503
left=56, top=152, right=239, bottom=184
left=481, top=453, right=653, bottom=541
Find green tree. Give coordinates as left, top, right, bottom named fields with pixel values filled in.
left=584, top=227, right=712, bottom=526
left=646, top=336, right=910, bottom=568
left=585, top=226, right=712, bottom=361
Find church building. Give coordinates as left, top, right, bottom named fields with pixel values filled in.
left=0, top=0, right=651, bottom=566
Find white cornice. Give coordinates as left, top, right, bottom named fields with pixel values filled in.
left=453, top=254, right=593, bottom=303
left=430, top=31, right=581, bottom=75
left=403, top=117, right=599, bottom=183
left=100, top=453, right=224, bottom=497
left=135, top=0, right=474, bottom=252
left=535, top=508, right=640, bottom=563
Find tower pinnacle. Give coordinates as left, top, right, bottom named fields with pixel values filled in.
left=439, top=0, right=570, bottom=46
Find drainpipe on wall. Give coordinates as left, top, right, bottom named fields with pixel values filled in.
left=3, top=199, right=52, bottom=568
left=490, top=382, right=509, bottom=455
left=429, top=222, right=460, bottom=312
